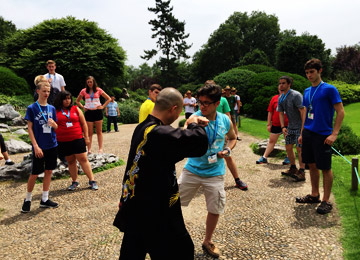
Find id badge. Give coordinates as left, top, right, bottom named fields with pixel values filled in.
left=308, top=112, right=314, bottom=120
left=208, top=154, right=217, bottom=164
left=43, top=124, right=51, bottom=133
left=90, top=103, right=95, bottom=109
left=66, top=122, right=73, bottom=128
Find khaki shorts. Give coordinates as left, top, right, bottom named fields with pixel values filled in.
left=178, top=168, right=226, bottom=214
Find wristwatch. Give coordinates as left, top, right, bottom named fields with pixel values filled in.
left=223, top=147, right=231, bottom=157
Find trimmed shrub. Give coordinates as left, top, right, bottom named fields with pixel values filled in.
left=333, top=124, right=360, bottom=155
left=112, top=87, right=123, bottom=100
left=328, top=80, right=360, bottom=105
left=128, top=90, right=148, bottom=103
left=119, top=103, right=139, bottom=124
left=236, top=64, right=277, bottom=74
left=178, top=118, right=186, bottom=127
left=0, top=66, right=31, bottom=96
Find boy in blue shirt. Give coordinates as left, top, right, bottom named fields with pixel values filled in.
left=21, top=81, right=59, bottom=213
left=296, top=59, right=345, bottom=214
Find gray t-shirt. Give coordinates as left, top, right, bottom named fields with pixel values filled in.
left=277, top=89, right=304, bottom=130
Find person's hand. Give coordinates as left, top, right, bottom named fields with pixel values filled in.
left=105, top=114, right=108, bottom=117
left=298, top=135, right=302, bottom=145
left=267, top=125, right=271, bottom=133
left=186, top=116, right=209, bottom=128
left=47, top=118, right=57, bottom=128
left=282, top=127, right=288, bottom=136
left=83, top=107, right=88, bottom=112
left=97, top=105, right=104, bottom=110
left=48, top=78, right=52, bottom=84
left=84, top=137, right=90, bottom=146
left=34, top=145, right=44, bottom=158
left=217, top=149, right=229, bottom=158
left=324, top=134, right=337, bottom=146
left=0, top=154, right=3, bottom=160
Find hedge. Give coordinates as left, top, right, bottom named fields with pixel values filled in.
left=0, top=66, right=31, bottom=96
left=328, top=80, right=360, bottom=105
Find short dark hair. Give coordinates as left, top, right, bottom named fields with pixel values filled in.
left=54, top=90, right=73, bottom=110
left=197, top=84, right=222, bottom=102
left=279, top=76, right=293, bottom=87
left=46, top=60, right=56, bottom=66
left=149, top=84, right=162, bottom=92
left=304, top=58, right=322, bottom=71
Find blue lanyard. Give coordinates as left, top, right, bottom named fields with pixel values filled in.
left=147, top=97, right=151, bottom=100
left=47, top=73, right=56, bottom=83
left=61, top=108, right=70, bottom=120
left=36, top=101, right=49, bottom=123
left=205, top=112, right=218, bottom=152
left=279, top=89, right=291, bottom=103
left=89, top=91, right=95, bottom=101
left=308, top=81, right=324, bottom=110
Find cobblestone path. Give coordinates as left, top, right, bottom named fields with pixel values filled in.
left=0, top=119, right=343, bottom=259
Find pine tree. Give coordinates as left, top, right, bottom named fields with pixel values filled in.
left=142, top=0, right=191, bottom=86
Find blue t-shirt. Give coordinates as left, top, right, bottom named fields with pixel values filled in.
left=185, top=111, right=230, bottom=177
left=25, top=102, right=58, bottom=150
left=107, top=101, right=118, bottom=116
left=303, top=82, right=342, bottom=135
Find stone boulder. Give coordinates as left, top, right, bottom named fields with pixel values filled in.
left=11, top=116, right=27, bottom=126
left=121, top=88, right=130, bottom=99
left=4, top=139, right=32, bottom=154
left=256, top=139, right=286, bottom=157
left=0, top=123, right=11, bottom=133
left=0, top=153, right=120, bottom=180
left=13, top=129, right=28, bottom=135
left=0, top=104, right=20, bottom=120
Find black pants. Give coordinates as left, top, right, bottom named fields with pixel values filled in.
left=119, top=231, right=194, bottom=260
left=107, top=116, right=118, bottom=132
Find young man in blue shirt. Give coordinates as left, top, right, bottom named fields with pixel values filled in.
left=296, top=59, right=345, bottom=214
left=105, top=96, right=120, bottom=132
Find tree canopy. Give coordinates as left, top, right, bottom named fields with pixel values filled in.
left=332, top=44, right=360, bottom=84
left=3, top=16, right=126, bottom=94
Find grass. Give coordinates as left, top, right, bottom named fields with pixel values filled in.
left=238, top=116, right=269, bottom=139
left=332, top=156, right=360, bottom=260
left=343, top=102, right=360, bottom=136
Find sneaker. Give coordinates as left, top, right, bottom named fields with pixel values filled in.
left=282, top=157, right=290, bottom=165
left=256, top=156, right=268, bottom=164
left=235, top=179, right=248, bottom=190
left=293, top=170, right=306, bottom=182
left=115, top=130, right=119, bottom=132
left=68, top=181, right=80, bottom=191
left=202, top=241, right=220, bottom=258
left=21, top=199, right=31, bottom=213
left=281, top=167, right=297, bottom=178
left=237, top=137, right=241, bottom=141
left=5, top=161, right=15, bottom=165
left=317, top=201, right=333, bottom=214
left=40, top=199, right=59, bottom=208
left=89, top=181, right=98, bottom=190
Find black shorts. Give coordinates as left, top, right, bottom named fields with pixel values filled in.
left=301, top=129, right=332, bottom=170
left=32, top=146, right=58, bottom=175
left=270, top=125, right=282, bottom=134
left=0, top=133, right=7, bottom=152
left=85, top=109, right=103, bottom=122
left=58, top=138, right=87, bottom=158
left=185, top=112, right=193, bottom=119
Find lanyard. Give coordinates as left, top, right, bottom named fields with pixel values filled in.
left=36, top=101, right=49, bottom=123
left=308, top=81, right=324, bottom=110
left=279, top=89, right=291, bottom=103
left=205, top=112, right=218, bottom=152
left=61, top=108, right=70, bottom=121
left=89, top=91, right=95, bottom=101
left=47, top=73, right=56, bottom=83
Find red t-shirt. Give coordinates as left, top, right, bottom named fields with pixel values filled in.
left=267, top=95, right=288, bottom=127
left=56, top=106, right=83, bottom=142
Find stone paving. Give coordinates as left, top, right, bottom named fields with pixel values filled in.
left=0, top=119, right=343, bottom=259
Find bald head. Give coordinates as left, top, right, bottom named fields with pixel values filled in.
left=154, top=88, right=183, bottom=111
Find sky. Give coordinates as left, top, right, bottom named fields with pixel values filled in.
left=1, top=0, right=359, bottom=67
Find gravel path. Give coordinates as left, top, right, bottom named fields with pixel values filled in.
left=0, top=118, right=343, bottom=259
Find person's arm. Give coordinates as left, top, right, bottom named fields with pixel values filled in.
left=105, top=106, right=108, bottom=117
left=76, top=94, right=85, bottom=110
left=267, top=111, right=273, bottom=133
left=27, top=121, right=43, bottom=158
left=236, top=97, right=241, bottom=113
left=279, top=111, right=288, bottom=136
left=218, top=120, right=236, bottom=158
left=325, top=102, right=345, bottom=145
left=297, top=107, right=307, bottom=145
left=77, top=107, right=90, bottom=145
left=98, top=92, right=111, bottom=109
left=61, top=86, right=65, bottom=92
left=117, top=105, right=120, bottom=117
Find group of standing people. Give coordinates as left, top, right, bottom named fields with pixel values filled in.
left=21, top=60, right=118, bottom=213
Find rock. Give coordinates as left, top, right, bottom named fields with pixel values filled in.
left=13, top=129, right=28, bottom=135
left=11, top=116, right=27, bottom=126
left=256, top=139, right=286, bottom=157
left=0, top=152, right=119, bottom=180
left=0, top=104, right=20, bottom=120
left=0, top=123, right=11, bottom=133
left=4, top=139, right=32, bottom=154
left=121, top=88, right=130, bottom=99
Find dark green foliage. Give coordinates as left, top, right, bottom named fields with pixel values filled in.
left=0, top=66, right=31, bottom=95
left=3, top=16, right=126, bottom=95
left=238, top=49, right=270, bottom=66
left=0, top=16, right=17, bottom=62
left=118, top=103, right=139, bottom=124
left=111, top=87, right=123, bottom=100
left=0, top=93, right=33, bottom=110
left=332, top=44, right=360, bottom=84
left=333, top=124, right=360, bottom=155
left=178, top=118, right=186, bottom=127
left=236, top=64, right=277, bottom=74
left=142, top=0, right=191, bottom=87
left=330, top=81, right=360, bottom=105
left=126, top=63, right=159, bottom=90
left=128, top=89, right=148, bottom=103
left=19, top=134, right=31, bottom=144
left=192, top=11, right=280, bottom=82
left=177, top=83, right=203, bottom=96
left=275, top=32, right=332, bottom=78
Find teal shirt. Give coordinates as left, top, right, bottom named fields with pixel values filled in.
left=185, top=111, right=230, bottom=177
left=217, top=97, right=230, bottom=114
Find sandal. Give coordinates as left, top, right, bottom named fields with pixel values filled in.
left=295, top=194, right=321, bottom=204
left=202, top=241, right=220, bottom=258
left=317, top=201, right=333, bottom=214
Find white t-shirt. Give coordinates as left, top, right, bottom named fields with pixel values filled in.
left=183, top=97, right=197, bottom=114
left=234, top=94, right=241, bottom=111
left=44, top=73, right=66, bottom=92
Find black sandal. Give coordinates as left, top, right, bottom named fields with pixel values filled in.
left=295, top=194, right=321, bottom=204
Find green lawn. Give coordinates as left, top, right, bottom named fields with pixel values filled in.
left=238, top=117, right=269, bottom=139
left=343, top=102, right=360, bottom=136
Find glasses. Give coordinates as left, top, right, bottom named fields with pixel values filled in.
left=198, top=100, right=216, bottom=107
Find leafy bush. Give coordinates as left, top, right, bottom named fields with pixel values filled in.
left=178, top=118, right=186, bottom=127
left=236, top=64, right=277, bottom=73
left=111, top=87, right=123, bottom=100
left=328, top=81, right=360, bottom=105
left=177, top=83, right=203, bottom=96
left=119, top=103, right=139, bottom=124
left=0, top=93, right=33, bottom=109
left=333, top=124, right=360, bottom=155
left=127, top=90, right=148, bottom=103
left=19, top=134, right=31, bottom=144
left=0, top=66, right=31, bottom=96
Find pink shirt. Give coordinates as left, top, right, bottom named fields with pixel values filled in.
left=80, top=87, right=104, bottom=109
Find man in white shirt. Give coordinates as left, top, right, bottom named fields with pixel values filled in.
left=231, top=87, right=241, bottom=130
left=44, top=60, right=66, bottom=92
left=183, top=90, right=197, bottom=119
